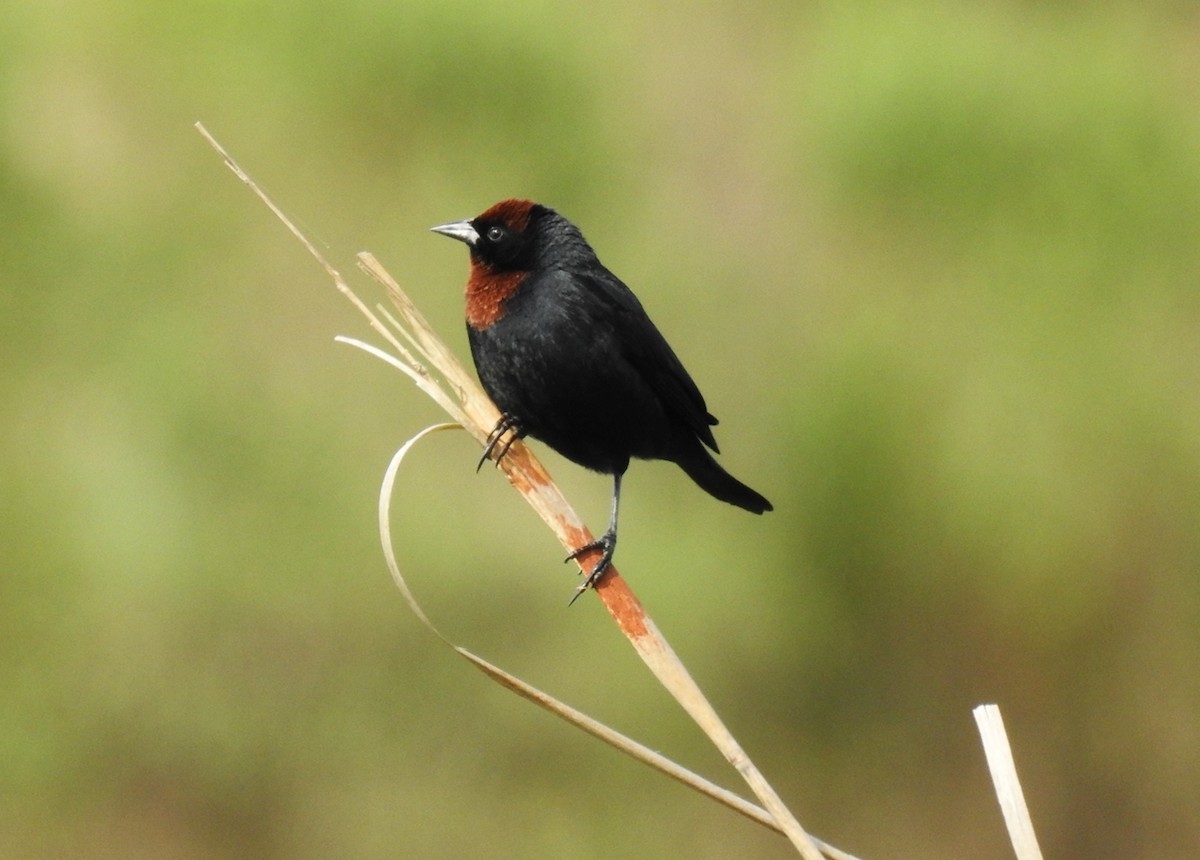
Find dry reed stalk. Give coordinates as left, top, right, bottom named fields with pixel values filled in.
left=974, top=704, right=1045, bottom=860
left=197, top=121, right=860, bottom=860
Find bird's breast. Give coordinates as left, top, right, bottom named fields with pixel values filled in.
left=465, top=265, right=526, bottom=330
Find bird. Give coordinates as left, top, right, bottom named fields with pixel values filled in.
left=432, top=199, right=772, bottom=597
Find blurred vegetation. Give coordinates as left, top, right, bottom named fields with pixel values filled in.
left=3, top=1, right=1199, bottom=857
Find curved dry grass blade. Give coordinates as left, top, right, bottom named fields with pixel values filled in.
left=378, top=422, right=859, bottom=860
left=974, top=704, right=1044, bottom=860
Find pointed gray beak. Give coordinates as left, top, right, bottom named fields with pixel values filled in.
left=430, top=219, right=479, bottom=246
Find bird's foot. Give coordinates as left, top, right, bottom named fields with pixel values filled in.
left=565, top=530, right=616, bottom=605
left=477, top=413, right=522, bottom=472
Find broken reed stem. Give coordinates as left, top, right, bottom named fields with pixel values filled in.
left=973, top=705, right=1044, bottom=860
left=197, top=121, right=836, bottom=860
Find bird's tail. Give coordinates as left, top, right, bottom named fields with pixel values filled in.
left=675, top=444, right=773, bottom=514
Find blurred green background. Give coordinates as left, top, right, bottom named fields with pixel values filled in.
left=4, top=1, right=1199, bottom=857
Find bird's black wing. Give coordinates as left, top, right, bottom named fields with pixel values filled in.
left=577, top=267, right=721, bottom=452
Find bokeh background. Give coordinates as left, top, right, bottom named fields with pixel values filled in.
left=4, top=2, right=1199, bottom=857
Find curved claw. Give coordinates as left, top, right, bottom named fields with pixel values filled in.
left=565, top=530, right=616, bottom=605
left=477, top=413, right=522, bottom=472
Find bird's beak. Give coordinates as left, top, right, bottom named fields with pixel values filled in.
left=430, top=219, right=479, bottom=246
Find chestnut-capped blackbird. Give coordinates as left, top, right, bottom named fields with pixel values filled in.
left=432, top=199, right=772, bottom=594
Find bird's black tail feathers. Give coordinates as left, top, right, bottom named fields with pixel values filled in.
left=675, top=444, right=772, bottom=514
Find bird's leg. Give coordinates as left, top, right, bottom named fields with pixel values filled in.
left=477, top=412, right=523, bottom=472
left=566, top=472, right=622, bottom=604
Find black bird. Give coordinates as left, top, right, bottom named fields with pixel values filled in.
left=433, top=199, right=771, bottom=594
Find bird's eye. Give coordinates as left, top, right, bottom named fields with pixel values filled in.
left=485, top=225, right=506, bottom=243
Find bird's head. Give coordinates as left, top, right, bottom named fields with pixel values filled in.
left=431, top=198, right=543, bottom=272
left=432, top=199, right=595, bottom=273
